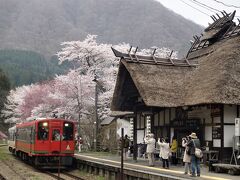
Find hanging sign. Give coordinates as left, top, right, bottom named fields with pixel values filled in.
left=235, top=118, right=240, bottom=136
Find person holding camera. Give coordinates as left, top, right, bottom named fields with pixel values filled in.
left=144, top=133, right=156, bottom=166
left=158, top=137, right=170, bottom=169
left=182, top=136, right=192, bottom=175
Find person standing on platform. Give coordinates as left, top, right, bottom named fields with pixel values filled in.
left=187, top=132, right=201, bottom=177
left=158, top=137, right=170, bottom=169
left=171, top=136, right=178, bottom=165
left=123, top=135, right=130, bottom=160
left=144, top=133, right=156, bottom=166
left=182, top=136, right=192, bottom=174
left=78, top=136, right=83, bottom=153
left=158, top=138, right=163, bottom=161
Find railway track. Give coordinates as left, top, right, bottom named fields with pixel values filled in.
left=44, top=171, right=65, bottom=180
left=11, top=154, right=85, bottom=180
left=62, top=171, right=85, bottom=180
left=44, top=170, right=85, bottom=180
left=1, top=159, right=26, bottom=180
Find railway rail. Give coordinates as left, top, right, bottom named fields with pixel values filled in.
left=62, top=171, right=85, bottom=180
left=1, top=159, right=26, bottom=180
left=44, top=170, right=85, bottom=180
left=44, top=171, right=65, bottom=180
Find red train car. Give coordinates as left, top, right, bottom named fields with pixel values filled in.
left=8, top=118, right=75, bottom=168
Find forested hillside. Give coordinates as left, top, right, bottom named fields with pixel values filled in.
left=0, top=50, right=69, bottom=87
left=0, top=68, right=10, bottom=131
left=0, top=0, right=203, bottom=57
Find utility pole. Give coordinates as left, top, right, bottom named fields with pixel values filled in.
left=78, top=73, right=83, bottom=137
left=121, top=128, right=124, bottom=180
left=93, top=74, right=98, bottom=151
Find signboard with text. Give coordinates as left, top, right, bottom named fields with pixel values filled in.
left=235, top=118, right=240, bottom=136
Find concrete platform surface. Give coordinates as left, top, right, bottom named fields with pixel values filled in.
left=75, top=152, right=239, bottom=180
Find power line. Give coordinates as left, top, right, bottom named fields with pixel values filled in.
left=178, top=0, right=210, bottom=17
left=186, top=0, right=240, bottom=19
left=177, top=0, right=240, bottom=23
left=189, top=0, right=217, bottom=14
left=211, top=0, right=240, bottom=9
left=191, top=0, right=221, bottom=13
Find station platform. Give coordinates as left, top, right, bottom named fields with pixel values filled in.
left=74, top=152, right=239, bottom=180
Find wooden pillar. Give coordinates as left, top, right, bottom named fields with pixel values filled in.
left=150, top=113, right=154, bottom=134
left=169, top=108, right=172, bottom=139
left=237, top=105, right=239, bottom=118
left=220, top=104, right=224, bottom=162
left=133, top=110, right=138, bottom=161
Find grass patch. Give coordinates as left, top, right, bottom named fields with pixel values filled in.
left=96, top=176, right=105, bottom=180
left=0, top=140, right=8, bottom=144
left=0, top=146, right=10, bottom=160
left=76, top=170, right=105, bottom=180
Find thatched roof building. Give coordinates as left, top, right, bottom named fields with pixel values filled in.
left=111, top=11, right=240, bottom=111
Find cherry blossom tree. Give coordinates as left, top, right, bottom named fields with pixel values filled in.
left=2, top=85, right=30, bottom=123
left=57, top=35, right=120, bottom=121
left=51, top=70, right=95, bottom=120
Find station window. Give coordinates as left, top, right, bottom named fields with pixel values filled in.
left=63, top=122, right=73, bottom=140
left=37, top=122, right=49, bottom=140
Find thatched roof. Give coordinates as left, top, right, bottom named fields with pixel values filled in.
left=101, top=117, right=116, bottom=126
left=111, top=11, right=240, bottom=111
left=185, top=36, right=240, bottom=105
left=111, top=51, right=196, bottom=111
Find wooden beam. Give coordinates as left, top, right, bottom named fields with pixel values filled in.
left=133, top=108, right=137, bottom=161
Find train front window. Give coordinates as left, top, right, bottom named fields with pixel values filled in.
left=37, top=122, right=49, bottom=140
left=52, top=129, right=60, bottom=141
left=63, top=122, right=73, bottom=140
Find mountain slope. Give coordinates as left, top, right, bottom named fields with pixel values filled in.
left=0, top=0, right=203, bottom=57
left=0, top=50, right=69, bottom=87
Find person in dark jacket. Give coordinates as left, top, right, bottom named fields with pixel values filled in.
left=187, top=132, right=201, bottom=177
left=123, top=135, right=130, bottom=160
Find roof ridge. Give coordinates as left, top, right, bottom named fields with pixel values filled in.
left=112, top=47, right=198, bottom=67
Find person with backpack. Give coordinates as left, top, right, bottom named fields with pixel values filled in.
left=187, top=132, right=201, bottom=177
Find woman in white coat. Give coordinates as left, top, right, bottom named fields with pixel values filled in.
left=158, top=138, right=170, bottom=168
left=144, top=133, right=156, bottom=166
left=182, top=136, right=192, bottom=174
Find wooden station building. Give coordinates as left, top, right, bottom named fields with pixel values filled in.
left=111, top=11, right=240, bottom=162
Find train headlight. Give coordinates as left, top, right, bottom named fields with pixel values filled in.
left=64, top=123, right=69, bottom=127
left=43, top=122, right=48, bottom=126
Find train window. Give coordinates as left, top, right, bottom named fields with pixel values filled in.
left=52, top=129, right=60, bottom=141
left=37, top=122, right=49, bottom=140
left=63, top=122, right=73, bottom=140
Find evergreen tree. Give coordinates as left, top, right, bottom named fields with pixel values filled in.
left=0, top=68, right=10, bottom=132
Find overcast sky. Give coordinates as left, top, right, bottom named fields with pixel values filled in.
left=156, top=0, right=240, bottom=26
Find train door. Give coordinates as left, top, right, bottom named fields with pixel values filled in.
left=35, top=121, right=50, bottom=153
left=51, top=128, right=62, bottom=153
